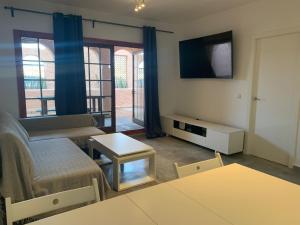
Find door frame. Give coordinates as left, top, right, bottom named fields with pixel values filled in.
left=113, top=42, right=144, bottom=132
left=76, top=38, right=144, bottom=133
left=247, top=27, right=300, bottom=168
left=84, top=39, right=116, bottom=133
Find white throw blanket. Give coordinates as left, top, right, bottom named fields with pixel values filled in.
left=29, top=138, right=110, bottom=199
left=0, top=112, right=110, bottom=203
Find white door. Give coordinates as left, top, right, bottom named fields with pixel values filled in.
left=250, top=32, right=300, bottom=166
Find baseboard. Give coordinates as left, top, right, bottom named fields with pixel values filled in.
left=294, top=163, right=300, bottom=168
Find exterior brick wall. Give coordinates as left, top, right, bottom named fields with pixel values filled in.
left=116, top=88, right=132, bottom=108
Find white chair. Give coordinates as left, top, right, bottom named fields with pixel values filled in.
left=5, top=178, right=100, bottom=225
left=174, top=152, right=224, bottom=178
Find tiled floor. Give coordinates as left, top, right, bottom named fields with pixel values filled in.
left=102, top=134, right=300, bottom=198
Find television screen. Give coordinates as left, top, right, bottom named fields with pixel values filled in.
left=179, top=31, right=233, bottom=79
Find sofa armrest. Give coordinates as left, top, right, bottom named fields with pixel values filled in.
left=19, top=114, right=97, bottom=132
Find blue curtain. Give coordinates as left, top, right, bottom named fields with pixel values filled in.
left=143, top=26, right=164, bottom=138
left=53, top=13, right=87, bottom=115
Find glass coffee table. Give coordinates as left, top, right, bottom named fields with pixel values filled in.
left=88, top=133, right=156, bottom=191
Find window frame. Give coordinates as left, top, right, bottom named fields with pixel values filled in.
left=14, top=30, right=54, bottom=118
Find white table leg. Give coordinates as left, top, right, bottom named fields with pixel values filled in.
left=120, top=163, right=125, bottom=173
left=88, top=139, right=94, bottom=159
left=149, top=152, right=156, bottom=178
left=112, top=157, right=120, bottom=191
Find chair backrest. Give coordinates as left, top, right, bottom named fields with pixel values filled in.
left=5, top=178, right=100, bottom=225
left=174, top=152, right=224, bottom=178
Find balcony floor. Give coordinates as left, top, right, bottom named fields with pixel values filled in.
left=116, top=107, right=143, bottom=132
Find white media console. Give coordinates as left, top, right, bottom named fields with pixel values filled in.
left=161, top=114, right=244, bottom=155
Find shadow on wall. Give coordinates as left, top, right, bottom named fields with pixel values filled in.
left=248, top=133, right=293, bottom=167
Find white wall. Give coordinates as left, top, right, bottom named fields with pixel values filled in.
left=175, top=0, right=300, bottom=165
left=0, top=0, right=178, bottom=117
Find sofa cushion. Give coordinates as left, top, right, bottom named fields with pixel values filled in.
left=29, top=138, right=110, bottom=198
left=28, top=126, right=105, bottom=147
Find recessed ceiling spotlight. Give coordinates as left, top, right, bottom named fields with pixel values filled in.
left=134, top=0, right=146, bottom=13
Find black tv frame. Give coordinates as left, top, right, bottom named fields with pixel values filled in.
left=179, top=31, right=234, bottom=79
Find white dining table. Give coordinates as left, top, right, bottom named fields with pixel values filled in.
left=168, top=163, right=300, bottom=225
left=29, top=164, right=300, bottom=225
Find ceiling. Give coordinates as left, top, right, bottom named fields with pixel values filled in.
left=42, top=0, right=257, bottom=23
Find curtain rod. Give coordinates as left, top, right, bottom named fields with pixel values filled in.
left=4, top=6, right=174, bottom=34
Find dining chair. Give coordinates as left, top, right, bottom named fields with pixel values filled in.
left=5, top=178, right=100, bottom=225
left=174, top=152, right=224, bottom=178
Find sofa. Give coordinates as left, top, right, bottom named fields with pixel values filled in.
left=0, top=112, right=109, bottom=203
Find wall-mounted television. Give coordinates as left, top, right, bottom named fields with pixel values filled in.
left=179, top=31, right=233, bottom=79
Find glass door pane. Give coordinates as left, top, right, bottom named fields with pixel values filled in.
left=21, top=36, right=56, bottom=117
left=133, top=51, right=144, bottom=126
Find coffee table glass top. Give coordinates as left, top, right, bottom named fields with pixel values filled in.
left=91, top=133, right=153, bottom=156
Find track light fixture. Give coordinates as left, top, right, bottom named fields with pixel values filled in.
left=134, top=0, right=146, bottom=13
